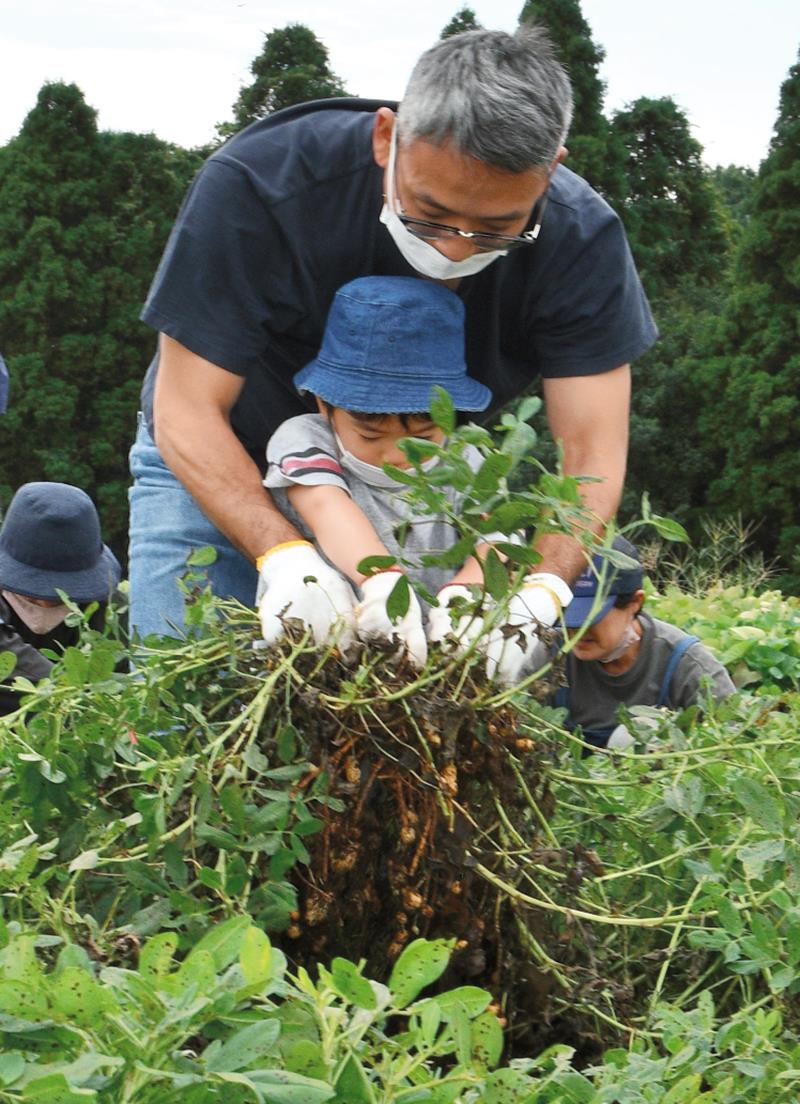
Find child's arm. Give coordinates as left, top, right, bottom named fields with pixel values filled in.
left=446, top=542, right=496, bottom=588
left=287, top=484, right=392, bottom=585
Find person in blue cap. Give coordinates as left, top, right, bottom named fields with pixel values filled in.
left=0, top=482, right=122, bottom=715
left=555, top=536, right=735, bottom=749
left=258, top=276, right=499, bottom=669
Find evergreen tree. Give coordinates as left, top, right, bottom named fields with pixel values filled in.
left=710, top=164, right=757, bottom=230
left=440, top=6, right=482, bottom=38
left=222, top=24, right=348, bottom=137
left=518, top=0, right=625, bottom=204
left=699, top=50, right=800, bottom=585
left=611, top=96, right=730, bottom=299
left=0, top=82, right=201, bottom=559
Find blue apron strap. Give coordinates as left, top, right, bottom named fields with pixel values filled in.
left=657, top=635, right=700, bottom=708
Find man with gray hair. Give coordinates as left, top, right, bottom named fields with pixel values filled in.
left=130, top=26, right=656, bottom=679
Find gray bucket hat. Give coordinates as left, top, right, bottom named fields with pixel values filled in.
left=0, top=482, right=121, bottom=602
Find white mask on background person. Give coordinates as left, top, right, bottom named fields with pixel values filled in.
left=2, top=590, right=70, bottom=635
left=379, top=124, right=508, bottom=280
left=334, top=432, right=439, bottom=489
left=598, top=619, right=641, bottom=665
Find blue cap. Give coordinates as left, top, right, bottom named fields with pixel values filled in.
left=564, top=536, right=643, bottom=628
left=294, top=277, right=492, bottom=414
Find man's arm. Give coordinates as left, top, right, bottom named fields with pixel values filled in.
left=153, top=334, right=301, bottom=563
left=539, top=364, right=631, bottom=584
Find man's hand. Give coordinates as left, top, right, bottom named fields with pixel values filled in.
left=356, top=572, right=427, bottom=669
left=258, top=541, right=357, bottom=651
left=485, top=573, right=572, bottom=686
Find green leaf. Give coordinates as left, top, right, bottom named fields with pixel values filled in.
left=388, top=938, right=453, bottom=1008
left=331, top=957, right=377, bottom=1009
left=473, top=452, right=513, bottom=496
left=357, top=554, right=398, bottom=576
left=207, top=1019, right=281, bottom=1072
left=50, top=966, right=118, bottom=1027
left=19, top=1074, right=97, bottom=1102
left=471, top=1010, right=504, bottom=1069
left=482, top=548, right=508, bottom=601
left=0, top=1052, right=25, bottom=1087
left=189, top=915, right=251, bottom=970
left=186, top=545, right=218, bottom=567
left=417, top=986, right=491, bottom=1020
left=0, top=652, right=17, bottom=680
left=386, top=573, right=411, bottom=623
left=732, top=778, right=784, bottom=836
left=248, top=1069, right=335, bottom=1102
left=239, top=925, right=273, bottom=988
left=332, top=1053, right=377, bottom=1103
left=517, top=395, right=542, bottom=423
left=138, top=932, right=178, bottom=981
left=649, top=515, right=690, bottom=542
left=430, top=385, right=456, bottom=434
left=716, top=898, right=744, bottom=937
left=482, top=1067, right=536, bottom=1103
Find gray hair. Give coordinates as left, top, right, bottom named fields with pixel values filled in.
left=397, top=26, right=573, bottom=173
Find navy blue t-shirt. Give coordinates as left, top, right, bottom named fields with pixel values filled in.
left=141, top=98, right=657, bottom=470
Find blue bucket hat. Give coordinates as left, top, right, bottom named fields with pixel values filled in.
left=564, top=536, right=644, bottom=629
left=0, top=482, right=121, bottom=603
left=293, top=277, right=492, bottom=413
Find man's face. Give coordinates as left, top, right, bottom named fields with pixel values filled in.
left=372, top=109, right=554, bottom=263
left=567, top=593, right=644, bottom=663
left=324, top=403, right=444, bottom=468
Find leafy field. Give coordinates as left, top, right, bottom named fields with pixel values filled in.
left=0, top=566, right=799, bottom=1101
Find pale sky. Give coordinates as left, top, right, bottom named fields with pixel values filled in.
left=1, top=0, right=798, bottom=168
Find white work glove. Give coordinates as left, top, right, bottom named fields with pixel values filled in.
left=426, top=584, right=487, bottom=652
left=355, top=571, right=427, bottom=669
left=257, top=541, right=357, bottom=652
left=485, top=573, right=573, bottom=686
left=606, top=724, right=635, bottom=750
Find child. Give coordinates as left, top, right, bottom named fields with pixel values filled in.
left=0, top=482, right=122, bottom=714
left=262, top=276, right=495, bottom=667
left=556, top=535, right=736, bottom=748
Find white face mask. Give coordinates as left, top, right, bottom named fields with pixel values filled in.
left=598, top=619, right=641, bottom=665
left=379, top=123, right=509, bottom=280
left=334, top=432, right=439, bottom=489
left=3, top=590, right=69, bottom=635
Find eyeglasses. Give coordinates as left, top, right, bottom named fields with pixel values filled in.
left=396, top=191, right=549, bottom=254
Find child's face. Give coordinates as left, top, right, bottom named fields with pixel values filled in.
left=324, top=405, right=445, bottom=468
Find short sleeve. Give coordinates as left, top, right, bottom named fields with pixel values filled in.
left=140, top=161, right=303, bottom=376
left=264, top=415, right=350, bottom=494
left=524, top=179, right=658, bottom=378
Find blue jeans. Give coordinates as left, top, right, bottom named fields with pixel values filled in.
left=128, top=414, right=258, bottom=638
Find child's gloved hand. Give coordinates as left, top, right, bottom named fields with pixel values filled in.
left=356, top=571, right=427, bottom=669
left=257, top=541, right=357, bottom=653
left=426, top=583, right=487, bottom=652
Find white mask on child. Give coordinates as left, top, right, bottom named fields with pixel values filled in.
left=379, top=124, right=508, bottom=281
left=598, top=620, right=641, bottom=665
left=3, top=590, right=69, bottom=635
left=334, top=433, right=438, bottom=490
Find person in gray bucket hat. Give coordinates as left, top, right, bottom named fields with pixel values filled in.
left=260, top=276, right=497, bottom=669
left=0, top=482, right=121, bottom=715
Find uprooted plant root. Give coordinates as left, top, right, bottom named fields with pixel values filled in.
left=208, top=624, right=610, bottom=1058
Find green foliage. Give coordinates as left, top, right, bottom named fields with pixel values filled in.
left=698, top=50, right=800, bottom=586
left=221, top=24, right=348, bottom=137
left=649, top=583, right=800, bottom=692
left=611, top=96, right=731, bottom=299
left=440, top=6, right=482, bottom=38
left=0, top=81, right=202, bottom=560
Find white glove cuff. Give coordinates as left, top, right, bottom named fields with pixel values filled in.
left=522, top=572, right=573, bottom=613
